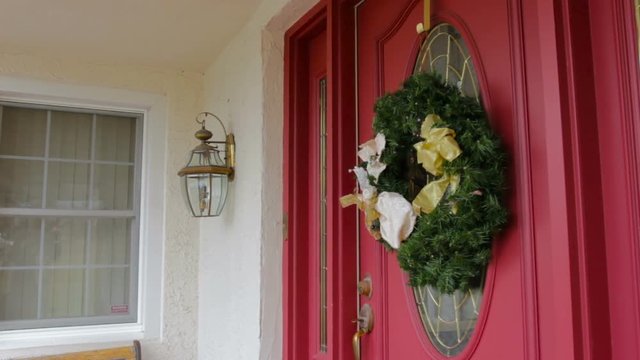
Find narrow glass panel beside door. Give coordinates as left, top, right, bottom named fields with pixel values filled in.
left=319, top=77, right=328, bottom=353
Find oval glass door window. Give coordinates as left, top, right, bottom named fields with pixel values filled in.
left=412, top=23, right=485, bottom=357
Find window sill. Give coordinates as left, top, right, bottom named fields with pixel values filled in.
left=0, top=323, right=148, bottom=358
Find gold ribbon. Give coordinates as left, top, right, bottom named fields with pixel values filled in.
left=340, top=193, right=381, bottom=239
left=414, top=114, right=462, bottom=176
left=412, top=174, right=460, bottom=214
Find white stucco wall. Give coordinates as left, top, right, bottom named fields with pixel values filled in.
left=0, top=53, right=202, bottom=360
left=0, top=0, right=320, bottom=358
left=199, top=0, right=317, bottom=359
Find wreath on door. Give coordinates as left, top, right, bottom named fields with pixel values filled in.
left=341, top=72, right=509, bottom=293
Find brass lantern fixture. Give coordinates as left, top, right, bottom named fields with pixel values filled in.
left=178, top=112, right=235, bottom=217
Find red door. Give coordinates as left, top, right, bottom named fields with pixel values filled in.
left=286, top=0, right=619, bottom=359
left=355, top=1, right=525, bottom=358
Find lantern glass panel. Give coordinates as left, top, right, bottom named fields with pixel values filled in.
left=181, top=147, right=228, bottom=217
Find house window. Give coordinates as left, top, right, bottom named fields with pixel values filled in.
left=0, top=103, right=142, bottom=331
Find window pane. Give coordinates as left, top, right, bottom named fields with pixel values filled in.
left=95, top=115, right=136, bottom=163
left=0, top=104, right=140, bottom=330
left=46, top=161, right=90, bottom=209
left=92, top=165, right=133, bottom=210
left=0, top=106, right=47, bottom=157
left=0, top=270, right=38, bottom=321
left=0, top=159, right=44, bottom=208
left=90, top=218, right=131, bottom=265
left=49, top=111, right=92, bottom=160
left=0, top=217, right=41, bottom=267
left=41, top=269, right=84, bottom=319
left=86, top=268, right=130, bottom=317
left=43, top=218, right=87, bottom=266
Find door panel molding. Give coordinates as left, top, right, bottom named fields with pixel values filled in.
left=506, top=0, right=540, bottom=359
left=590, top=0, right=640, bottom=357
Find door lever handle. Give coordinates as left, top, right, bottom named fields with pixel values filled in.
left=352, top=304, right=373, bottom=360
left=353, top=329, right=366, bottom=360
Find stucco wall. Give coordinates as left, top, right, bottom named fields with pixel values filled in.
left=199, top=0, right=317, bottom=359
left=0, top=52, right=202, bottom=360
left=0, top=0, right=319, bottom=357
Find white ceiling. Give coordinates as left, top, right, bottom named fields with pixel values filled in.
left=0, top=0, right=262, bottom=72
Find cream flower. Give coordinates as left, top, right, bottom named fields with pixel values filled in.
left=375, top=192, right=417, bottom=249
left=357, top=133, right=387, bottom=181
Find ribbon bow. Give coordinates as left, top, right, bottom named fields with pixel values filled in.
left=412, top=174, right=460, bottom=214
left=412, top=114, right=463, bottom=214
left=340, top=193, right=381, bottom=240
left=414, top=114, right=462, bottom=176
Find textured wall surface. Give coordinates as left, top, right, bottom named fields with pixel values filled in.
left=0, top=51, right=203, bottom=360
left=199, top=0, right=316, bottom=359
left=0, top=0, right=321, bottom=358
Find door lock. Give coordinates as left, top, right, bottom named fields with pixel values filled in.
left=357, top=275, right=372, bottom=298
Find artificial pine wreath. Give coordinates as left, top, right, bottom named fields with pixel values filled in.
left=343, top=72, right=508, bottom=294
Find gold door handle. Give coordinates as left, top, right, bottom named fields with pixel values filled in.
left=353, top=329, right=366, bottom=360
left=352, top=304, right=373, bottom=360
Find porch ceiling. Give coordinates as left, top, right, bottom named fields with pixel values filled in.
left=0, top=0, right=261, bottom=72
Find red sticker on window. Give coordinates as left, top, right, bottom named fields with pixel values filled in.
left=111, top=304, right=129, bottom=314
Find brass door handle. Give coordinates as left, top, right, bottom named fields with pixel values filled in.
left=353, top=329, right=366, bottom=360
left=352, top=304, right=374, bottom=360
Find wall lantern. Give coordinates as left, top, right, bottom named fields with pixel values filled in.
left=178, top=112, right=235, bottom=217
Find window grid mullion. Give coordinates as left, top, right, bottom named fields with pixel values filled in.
left=0, top=155, right=134, bottom=167
left=36, top=110, right=52, bottom=320
left=84, top=114, right=97, bottom=316
left=36, top=220, right=45, bottom=320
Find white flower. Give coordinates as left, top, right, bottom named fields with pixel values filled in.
left=357, top=133, right=387, bottom=181
left=375, top=192, right=417, bottom=249
left=351, top=166, right=377, bottom=200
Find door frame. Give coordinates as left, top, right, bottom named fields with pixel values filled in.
left=589, top=0, right=640, bottom=357
left=283, top=1, right=358, bottom=359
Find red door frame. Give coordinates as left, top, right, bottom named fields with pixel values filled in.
left=518, top=0, right=611, bottom=358
left=283, top=1, right=357, bottom=359
left=284, top=0, right=639, bottom=359
left=589, top=0, right=640, bottom=357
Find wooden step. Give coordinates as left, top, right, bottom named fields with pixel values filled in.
left=24, top=340, right=141, bottom=360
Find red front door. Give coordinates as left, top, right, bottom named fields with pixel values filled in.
left=355, top=1, right=525, bottom=358
left=286, top=0, right=622, bottom=359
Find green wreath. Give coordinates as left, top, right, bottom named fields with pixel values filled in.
left=352, top=72, right=508, bottom=294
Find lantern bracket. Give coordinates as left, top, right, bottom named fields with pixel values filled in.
left=193, top=112, right=235, bottom=180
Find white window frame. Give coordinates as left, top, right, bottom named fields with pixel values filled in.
left=0, top=75, right=166, bottom=353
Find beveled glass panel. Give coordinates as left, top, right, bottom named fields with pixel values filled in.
left=415, top=24, right=479, bottom=100
left=49, top=111, right=92, bottom=160
left=92, top=164, right=134, bottom=210
left=0, top=159, right=44, bottom=208
left=0, top=106, right=47, bottom=157
left=89, top=218, right=131, bottom=265
left=0, top=217, right=41, bottom=267
left=41, top=269, right=85, bottom=319
left=94, top=115, right=137, bottom=163
left=0, top=270, right=38, bottom=321
left=46, top=161, right=90, bottom=209
left=43, top=218, right=87, bottom=266
left=319, top=77, right=328, bottom=352
left=412, top=23, right=484, bottom=357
